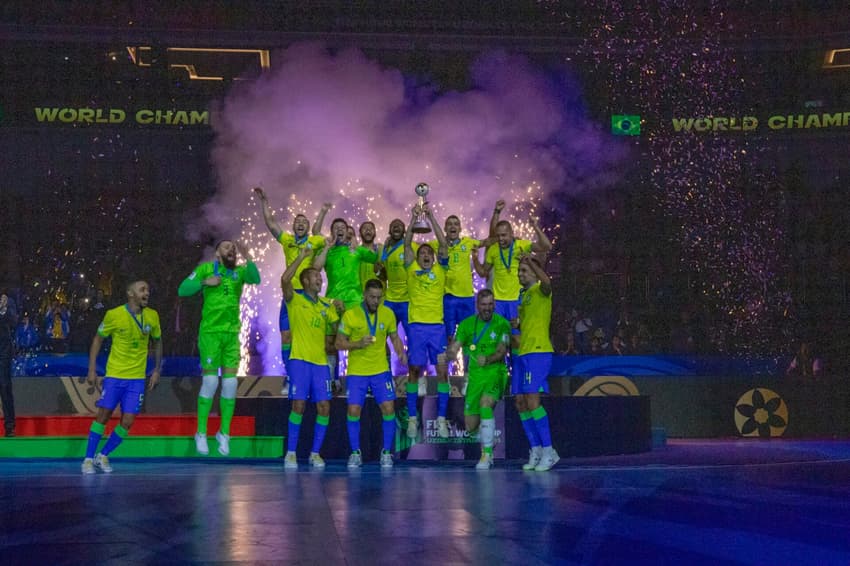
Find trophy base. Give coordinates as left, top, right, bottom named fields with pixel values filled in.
left=412, top=226, right=432, bottom=234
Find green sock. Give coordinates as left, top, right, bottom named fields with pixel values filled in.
left=197, top=396, right=213, bottom=435
left=219, top=398, right=235, bottom=435
left=437, top=382, right=451, bottom=394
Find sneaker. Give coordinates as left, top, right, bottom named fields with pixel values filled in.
left=194, top=433, right=209, bottom=455
left=476, top=452, right=493, bottom=470
left=284, top=451, right=298, bottom=469
left=380, top=450, right=394, bottom=469
left=406, top=416, right=418, bottom=439
left=81, top=458, right=95, bottom=474
left=347, top=451, right=362, bottom=469
left=437, top=416, right=449, bottom=438
left=534, top=447, right=561, bottom=472
left=309, top=452, right=326, bottom=469
left=522, top=446, right=542, bottom=471
left=94, top=453, right=113, bottom=473
left=216, top=431, right=230, bottom=456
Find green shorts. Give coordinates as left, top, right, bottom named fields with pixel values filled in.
left=198, top=331, right=241, bottom=373
left=464, top=368, right=508, bottom=416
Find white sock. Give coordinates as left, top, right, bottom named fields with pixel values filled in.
left=480, top=418, right=495, bottom=450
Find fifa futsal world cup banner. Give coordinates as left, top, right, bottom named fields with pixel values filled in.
left=396, top=395, right=506, bottom=461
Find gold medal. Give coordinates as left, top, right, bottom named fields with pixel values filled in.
left=469, top=344, right=477, bottom=351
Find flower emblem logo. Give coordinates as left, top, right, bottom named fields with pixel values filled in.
left=734, top=388, right=788, bottom=437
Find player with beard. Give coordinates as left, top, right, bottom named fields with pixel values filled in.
left=82, top=280, right=162, bottom=473
left=402, top=203, right=451, bottom=439
left=313, top=218, right=379, bottom=310
left=443, top=289, right=510, bottom=470
left=178, top=240, right=260, bottom=456
left=282, top=247, right=340, bottom=469
left=428, top=213, right=498, bottom=351
left=254, top=187, right=328, bottom=385
left=335, top=279, right=407, bottom=468
left=358, top=221, right=380, bottom=291
left=515, top=255, right=559, bottom=471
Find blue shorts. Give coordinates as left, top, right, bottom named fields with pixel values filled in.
left=383, top=300, right=409, bottom=337
left=279, top=290, right=302, bottom=332
left=347, top=372, right=396, bottom=406
left=288, top=359, right=332, bottom=402
left=96, top=377, right=146, bottom=414
left=512, top=353, right=552, bottom=395
left=444, top=294, right=475, bottom=338
left=408, top=323, right=446, bottom=367
left=495, top=299, right=520, bottom=334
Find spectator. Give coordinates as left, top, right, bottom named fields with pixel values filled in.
left=0, top=292, right=18, bottom=436
left=15, top=313, right=40, bottom=353
left=561, top=330, right=579, bottom=355
left=44, top=301, right=71, bottom=353
left=574, top=310, right=593, bottom=354
left=611, top=332, right=628, bottom=355
left=786, top=341, right=823, bottom=379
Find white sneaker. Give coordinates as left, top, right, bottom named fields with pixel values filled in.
left=437, top=416, right=449, bottom=438
left=94, top=453, right=113, bottom=473
left=309, top=452, right=326, bottom=469
left=476, top=452, right=493, bottom=470
left=194, top=433, right=209, bottom=455
left=216, top=431, right=230, bottom=456
left=347, top=451, right=362, bottom=468
left=81, top=458, right=95, bottom=474
left=284, top=451, right=298, bottom=469
left=522, top=446, right=542, bottom=471
left=380, top=450, right=394, bottom=468
left=406, top=416, right=418, bottom=439
left=534, top=447, right=560, bottom=472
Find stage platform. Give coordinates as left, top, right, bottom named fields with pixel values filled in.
left=1, top=439, right=848, bottom=564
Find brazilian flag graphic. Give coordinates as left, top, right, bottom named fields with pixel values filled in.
left=612, top=114, right=641, bottom=135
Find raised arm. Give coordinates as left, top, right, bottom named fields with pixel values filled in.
left=522, top=256, right=552, bottom=296
left=253, top=187, right=283, bottom=241
left=312, top=202, right=333, bottom=236
left=403, top=207, right=417, bottom=268
left=529, top=217, right=552, bottom=254
left=425, top=205, right=448, bottom=260
left=281, top=247, right=311, bottom=303
left=489, top=199, right=505, bottom=238
left=311, top=235, right=334, bottom=271
left=473, top=246, right=489, bottom=277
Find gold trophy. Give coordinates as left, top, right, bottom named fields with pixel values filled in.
left=412, top=182, right=432, bottom=234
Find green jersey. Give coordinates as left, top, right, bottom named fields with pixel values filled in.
left=454, top=313, right=510, bottom=380
left=325, top=245, right=378, bottom=308
left=178, top=260, right=261, bottom=333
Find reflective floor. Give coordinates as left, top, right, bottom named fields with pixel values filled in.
left=1, top=440, right=849, bottom=565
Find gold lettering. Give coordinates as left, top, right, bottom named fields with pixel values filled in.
left=822, top=113, right=842, bottom=127
left=77, top=108, right=95, bottom=123
left=34, top=107, right=60, bottom=121
left=189, top=110, right=209, bottom=125
left=110, top=109, right=126, bottom=124
left=787, top=115, right=804, bottom=128
left=136, top=110, right=154, bottom=124
left=671, top=118, right=694, bottom=132
left=767, top=115, right=785, bottom=129
left=694, top=118, right=712, bottom=132
left=713, top=117, right=728, bottom=131
left=804, top=114, right=821, bottom=128
left=58, top=108, right=77, bottom=123
left=743, top=117, right=758, bottom=131
left=173, top=110, right=188, bottom=125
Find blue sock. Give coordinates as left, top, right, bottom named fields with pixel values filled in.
left=86, top=421, right=105, bottom=459
left=406, top=383, right=418, bottom=418
left=382, top=413, right=396, bottom=452
left=347, top=414, right=361, bottom=452
left=531, top=406, right=552, bottom=448
left=520, top=411, right=541, bottom=447
left=287, top=412, right=302, bottom=453
left=312, top=414, right=329, bottom=453
left=437, top=382, right=450, bottom=418
left=101, top=425, right=128, bottom=456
